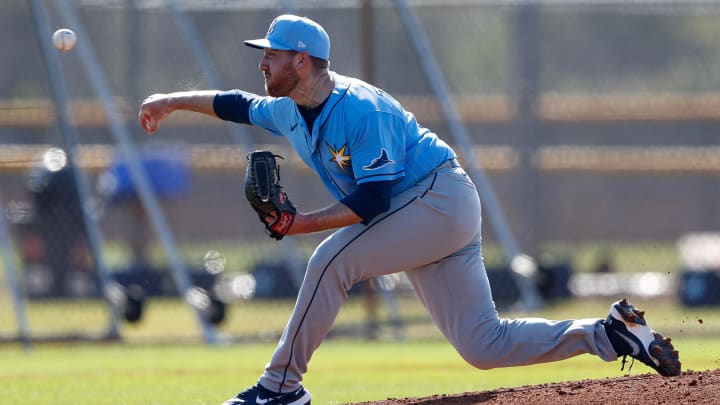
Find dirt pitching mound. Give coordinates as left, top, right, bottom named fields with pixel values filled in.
left=354, top=368, right=720, bottom=405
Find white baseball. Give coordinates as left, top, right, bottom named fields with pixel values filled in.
left=52, top=28, right=77, bottom=51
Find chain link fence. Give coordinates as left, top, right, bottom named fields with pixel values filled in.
left=2, top=0, right=720, bottom=344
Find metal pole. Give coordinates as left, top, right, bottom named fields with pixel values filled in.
left=55, top=0, right=218, bottom=343
left=392, top=0, right=542, bottom=310
left=165, top=0, right=254, bottom=151
left=359, top=0, right=404, bottom=335
left=30, top=0, right=121, bottom=338
left=0, top=192, right=31, bottom=350
left=513, top=3, right=542, bottom=259
left=360, top=0, right=377, bottom=86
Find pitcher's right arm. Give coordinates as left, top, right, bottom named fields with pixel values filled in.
left=138, top=90, right=220, bottom=134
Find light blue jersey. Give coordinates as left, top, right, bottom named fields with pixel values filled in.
left=247, top=73, right=455, bottom=201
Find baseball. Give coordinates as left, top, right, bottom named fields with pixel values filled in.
left=52, top=28, right=76, bottom=51
left=203, top=250, right=226, bottom=275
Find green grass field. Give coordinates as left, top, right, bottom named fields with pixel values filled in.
left=1, top=295, right=719, bottom=404
left=0, top=337, right=718, bottom=405
left=1, top=240, right=718, bottom=403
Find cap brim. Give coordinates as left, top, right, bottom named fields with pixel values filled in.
left=244, top=38, right=291, bottom=51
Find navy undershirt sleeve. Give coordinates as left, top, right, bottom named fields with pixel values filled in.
left=213, top=89, right=258, bottom=124
left=340, top=180, right=393, bottom=224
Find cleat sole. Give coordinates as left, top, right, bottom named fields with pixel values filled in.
left=649, top=332, right=681, bottom=377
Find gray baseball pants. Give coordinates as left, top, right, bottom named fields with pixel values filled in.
left=259, top=161, right=618, bottom=393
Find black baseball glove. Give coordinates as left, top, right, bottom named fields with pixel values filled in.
left=244, top=150, right=296, bottom=240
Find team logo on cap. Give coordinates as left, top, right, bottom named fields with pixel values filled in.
left=267, top=18, right=278, bottom=36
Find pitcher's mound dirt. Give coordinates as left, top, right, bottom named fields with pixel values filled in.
left=355, top=368, right=720, bottom=404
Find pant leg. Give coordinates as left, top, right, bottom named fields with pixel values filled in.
left=405, top=236, right=617, bottom=370
left=259, top=166, right=481, bottom=393
left=258, top=166, right=617, bottom=393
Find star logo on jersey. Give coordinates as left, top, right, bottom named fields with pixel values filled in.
left=326, top=142, right=351, bottom=170
left=363, top=148, right=395, bottom=170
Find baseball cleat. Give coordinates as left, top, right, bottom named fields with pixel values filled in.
left=221, top=383, right=311, bottom=405
left=604, top=298, right=681, bottom=377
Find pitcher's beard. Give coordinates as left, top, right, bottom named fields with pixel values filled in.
left=265, top=65, right=299, bottom=97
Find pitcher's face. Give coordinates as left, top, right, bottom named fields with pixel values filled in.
left=259, top=49, right=300, bottom=97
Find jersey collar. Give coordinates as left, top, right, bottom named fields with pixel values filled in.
left=306, top=71, right=351, bottom=150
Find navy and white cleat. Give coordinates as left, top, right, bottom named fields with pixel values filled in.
left=221, top=383, right=311, bottom=405
left=604, top=298, right=681, bottom=377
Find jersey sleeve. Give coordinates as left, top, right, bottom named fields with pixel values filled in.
left=247, top=97, right=286, bottom=135
left=214, top=90, right=291, bottom=136
left=349, top=112, right=406, bottom=184
left=213, top=89, right=258, bottom=124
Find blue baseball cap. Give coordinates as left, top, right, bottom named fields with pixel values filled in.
left=244, top=14, right=330, bottom=60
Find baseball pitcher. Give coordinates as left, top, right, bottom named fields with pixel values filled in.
left=139, top=14, right=680, bottom=405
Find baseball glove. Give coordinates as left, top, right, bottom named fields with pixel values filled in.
left=244, top=150, right=296, bottom=240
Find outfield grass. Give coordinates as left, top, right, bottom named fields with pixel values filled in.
left=1, top=240, right=717, bottom=403
left=0, top=336, right=718, bottom=405
left=1, top=296, right=719, bottom=404
left=3, top=294, right=719, bottom=343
